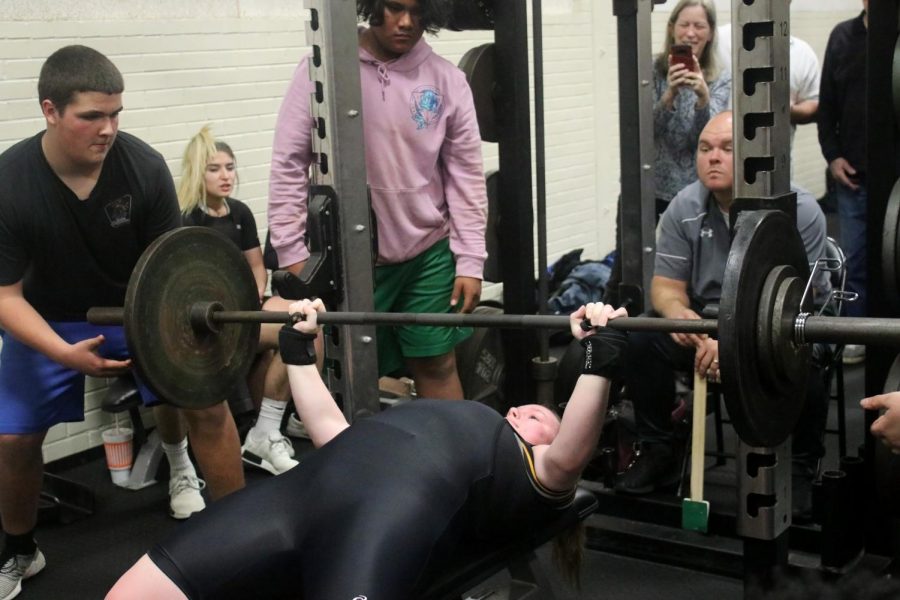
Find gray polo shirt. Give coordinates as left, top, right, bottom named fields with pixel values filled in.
left=654, top=180, right=830, bottom=307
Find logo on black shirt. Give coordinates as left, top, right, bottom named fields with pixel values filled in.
left=700, top=226, right=714, bottom=239
left=104, top=195, right=132, bottom=228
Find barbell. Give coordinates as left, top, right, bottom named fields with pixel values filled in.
left=87, top=211, right=900, bottom=447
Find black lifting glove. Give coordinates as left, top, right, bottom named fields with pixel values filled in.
left=580, top=328, right=628, bottom=380
left=278, top=325, right=318, bottom=366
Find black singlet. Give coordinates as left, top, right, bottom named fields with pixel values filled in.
left=148, top=400, right=573, bottom=599
left=0, top=131, right=181, bottom=320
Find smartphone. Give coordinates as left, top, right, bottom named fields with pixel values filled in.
left=670, top=44, right=695, bottom=72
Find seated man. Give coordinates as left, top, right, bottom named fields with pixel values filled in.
left=106, top=300, right=627, bottom=599
left=616, top=111, right=831, bottom=521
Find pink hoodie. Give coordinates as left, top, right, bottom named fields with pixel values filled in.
left=268, top=33, right=488, bottom=279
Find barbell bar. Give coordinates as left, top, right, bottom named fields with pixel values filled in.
left=86, top=305, right=900, bottom=348
left=81, top=214, right=898, bottom=447
left=87, top=305, right=719, bottom=335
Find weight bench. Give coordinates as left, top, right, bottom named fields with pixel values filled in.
left=420, top=487, right=598, bottom=600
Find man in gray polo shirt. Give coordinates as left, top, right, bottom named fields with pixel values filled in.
left=617, top=111, right=830, bottom=521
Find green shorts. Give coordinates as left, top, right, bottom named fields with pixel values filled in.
left=374, top=238, right=472, bottom=376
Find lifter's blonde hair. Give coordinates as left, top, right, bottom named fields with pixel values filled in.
left=553, top=522, right=586, bottom=589
left=177, top=125, right=237, bottom=215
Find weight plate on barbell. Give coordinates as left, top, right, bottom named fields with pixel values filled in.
left=884, top=353, right=900, bottom=395
left=720, top=210, right=810, bottom=447
left=875, top=354, right=900, bottom=523
left=892, top=34, right=900, bottom=130
left=756, top=265, right=810, bottom=431
left=882, top=178, right=900, bottom=313
left=124, top=227, right=260, bottom=410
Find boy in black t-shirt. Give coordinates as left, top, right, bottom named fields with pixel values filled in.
left=0, top=46, right=245, bottom=599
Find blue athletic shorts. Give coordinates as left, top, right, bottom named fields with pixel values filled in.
left=0, top=322, right=157, bottom=434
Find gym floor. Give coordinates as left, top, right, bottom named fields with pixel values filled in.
left=28, top=360, right=864, bottom=599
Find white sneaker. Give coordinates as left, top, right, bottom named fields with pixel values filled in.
left=842, top=344, right=865, bottom=365
left=0, top=548, right=45, bottom=600
left=241, top=430, right=299, bottom=475
left=284, top=414, right=310, bottom=440
left=169, top=471, right=206, bottom=520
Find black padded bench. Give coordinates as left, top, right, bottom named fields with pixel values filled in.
left=420, top=486, right=599, bottom=599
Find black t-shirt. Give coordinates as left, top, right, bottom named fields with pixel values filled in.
left=182, top=199, right=260, bottom=252
left=0, top=131, right=181, bottom=320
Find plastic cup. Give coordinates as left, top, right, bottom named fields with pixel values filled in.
left=101, top=427, right=133, bottom=486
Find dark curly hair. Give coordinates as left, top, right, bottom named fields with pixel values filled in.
left=357, top=0, right=451, bottom=34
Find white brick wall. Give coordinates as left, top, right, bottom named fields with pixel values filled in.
left=0, top=0, right=860, bottom=461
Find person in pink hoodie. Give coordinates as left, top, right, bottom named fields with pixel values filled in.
left=268, top=0, right=488, bottom=400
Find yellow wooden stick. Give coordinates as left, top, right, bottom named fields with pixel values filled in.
left=690, top=372, right=707, bottom=502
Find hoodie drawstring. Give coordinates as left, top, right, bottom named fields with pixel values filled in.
left=376, top=63, right=390, bottom=101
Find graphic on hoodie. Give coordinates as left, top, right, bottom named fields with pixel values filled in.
left=410, top=85, right=444, bottom=130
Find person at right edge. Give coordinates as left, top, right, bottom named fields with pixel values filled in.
left=267, top=0, right=488, bottom=399
left=615, top=112, right=832, bottom=524
left=817, top=0, right=868, bottom=364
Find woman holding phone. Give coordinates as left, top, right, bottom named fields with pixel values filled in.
left=602, top=0, right=731, bottom=308
left=652, top=0, right=731, bottom=213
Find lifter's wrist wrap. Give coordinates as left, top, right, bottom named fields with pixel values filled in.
left=279, top=326, right=318, bottom=366
left=580, top=328, right=628, bottom=379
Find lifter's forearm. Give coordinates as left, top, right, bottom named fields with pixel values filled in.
left=543, top=374, right=610, bottom=483
left=287, top=364, right=349, bottom=448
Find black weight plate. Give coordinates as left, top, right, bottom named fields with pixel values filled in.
left=455, top=303, right=505, bottom=412
left=893, top=34, right=900, bottom=130
left=755, top=266, right=810, bottom=436
left=881, top=178, right=900, bottom=313
left=875, top=354, right=900, bottom=521
left=719, top=210, right=810, bottom=447
left=124, top=227, right=260, bottom=410
left=458, top=43, right=497, bottom=142
left=884, top=353, right=900, bottom=395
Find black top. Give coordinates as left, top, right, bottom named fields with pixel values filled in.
left=817, top=11, right=868, bottom=176
left=149, top=400, right=573, bottom=599
left=0, top=131, right=180, bottom=320
left=182, top=198, right=260, bottom=252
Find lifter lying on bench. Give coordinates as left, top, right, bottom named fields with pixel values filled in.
left=107, top=299, right=627, bottom=600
